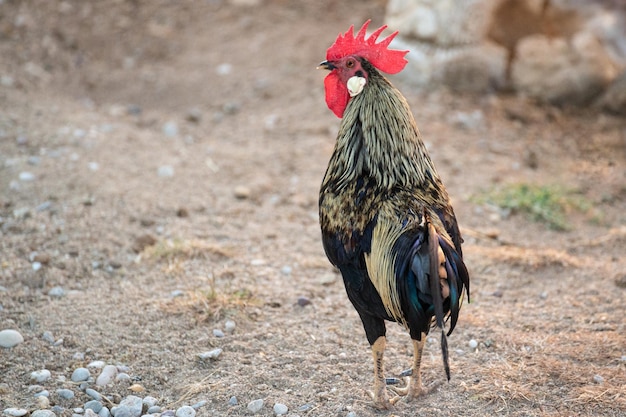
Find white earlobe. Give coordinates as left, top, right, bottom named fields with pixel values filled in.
left=347, top=76, right=366, bottom=97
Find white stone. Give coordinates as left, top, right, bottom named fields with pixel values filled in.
left=3, top=408, right=28, bottom=417
left=198, top=348, right=222, bottom=361
left=87, top=360, right=106, bottom=368
left=30, top=369, right=52, bottom=383
left=71, top=367, right=90, bottom=382
left=157, top=165, right=175, bottom=178
left=273, top=403, right=288, bottom=415
left=95, top=365, right=117, bottom=386
left=247, top=399, right=264, bottom=414
left=0, top=329, right=24, bottom=348
left=175, top=405, right=196, bottom=417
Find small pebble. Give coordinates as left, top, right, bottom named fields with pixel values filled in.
left=71, top=368, right=90, bottom=382
left=128, top=383, right=144, bottom=392
left=162, top=121, right=179, bottom=137
left=48, top=286, right=65, bottom=297
left=12, top=207, right=30, bottom=219
left=142, top=396, right=158, bottom=408
left=224, top=320, right=236, bottom=334
left=31, top=369, right=52, bottom=383
left=247, top=399, right=264, bottom=414
left=19, top=172, right=36, bottom=181
left=216, top=63, right=232, bottom=76
left=35, top=202, right=52, bottom=213
left=35, top=395, right=50, bottom=409
left=56, top=389, right=75, bottom=400
left=233, top=185, right=250, bottom=199
left=170, top=290, right=184, bottom=298
left=468, top=339, right=478, bottom=349
left=186, top=108, right=202, bottom=123
left=87, top=162, right=99, bottom=171
left=228, top=396, right=238, bottom=406
left=42, top=331, right=55, bottom=344
left=98, top=407, right=110, bottom=417
left=158, top=165, right=175, bottom=178
left=147, top=406, right=161, bottom=414
left=175, top=406, right=195, bottom=417
left=222, top=102, right=240, bottom=115
left=95, top=365, right=117, bottom=386
left=198, top=348, right=222, bottom=361
left=273, top=403, right=288, bottom=415
left=32, top=261, right=42, bottom=271
left=85, top=388, right=101, bottom=400
left=27, top=156, right=41, bottom=165
left=3, top=409, right=28, bottom=417
left=212, top=329, right=225, bottom=338
left=346, top=412, right=358, bottom=417
left=593, top=375, right=604, bottom=384
left=51, top=406, right=64, bottom=415
left=191, top=401, right=206, bottom=410
left=87, top=360, right=106, bottom=369
left=296, top=297, right=311, bottom=307
left=118, top=395, right=143, bottom=417
left=0, top=75, right=14, bottom=88
left=31, top=410, right=56, bottom=417
left=116, top=373, right=131, bottom=382
left=280, top=266, right=292, bottom=275
left=0, top=329, right=24, bottom=348
left=34, top=389, right=49, bottom=397
left=84, top=400, right=103, bottom=413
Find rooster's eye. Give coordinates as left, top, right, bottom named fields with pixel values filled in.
left=346, top=60, right=355, bottom=68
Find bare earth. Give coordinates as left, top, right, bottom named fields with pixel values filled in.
left=1, top=1, right=625, bottom=416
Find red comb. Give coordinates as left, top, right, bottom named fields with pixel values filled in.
left=326, top=20, right=408, bottom=74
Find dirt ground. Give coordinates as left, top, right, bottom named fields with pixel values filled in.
left=1, top=1, right=625, bottom=416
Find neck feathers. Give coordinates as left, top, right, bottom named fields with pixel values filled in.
left=326, top=68, right=440, bottom=192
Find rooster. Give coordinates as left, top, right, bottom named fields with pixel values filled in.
left=318, top=21, right=470, bottom=409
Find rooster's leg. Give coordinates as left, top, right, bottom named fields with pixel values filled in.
left=390, top=334, right=439, bottom=400
left=368, top=336, right=396, bottom=409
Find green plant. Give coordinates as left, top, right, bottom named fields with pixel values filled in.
left=475, top=184, right=593, bottom=231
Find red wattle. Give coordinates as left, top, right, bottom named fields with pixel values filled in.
left=324, top=72, right=349, bottom=118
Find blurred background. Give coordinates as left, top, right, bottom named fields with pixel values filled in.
left=0, top=1, right=624, bottom=417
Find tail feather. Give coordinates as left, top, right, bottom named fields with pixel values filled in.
left=426, top=217, right=450, bottom=380
left=394, top=210, right=470, bottom=380
left=426, top=220, right=445, bottom=329
left=441, top=328, right=450, bottom=381
left=439, top=236, right=470, bottom=335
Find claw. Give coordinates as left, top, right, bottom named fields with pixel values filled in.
left=389, top=377, right=442, bottom=402
left=367, top=389, right=395, bottom=410
left=388, top=377, right=411, bottom=396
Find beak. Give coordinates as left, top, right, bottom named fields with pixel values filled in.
left=317, top=60, right=336, bottom=70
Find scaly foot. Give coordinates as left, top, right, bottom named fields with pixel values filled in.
left=389, top=377, right=442, bottom=401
